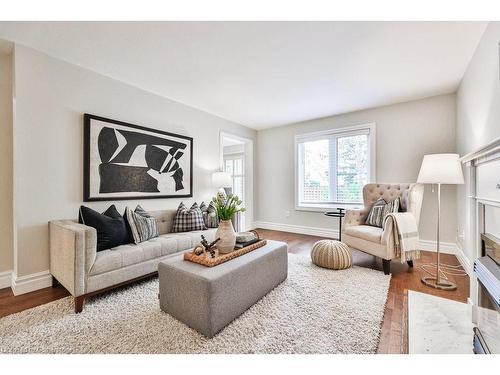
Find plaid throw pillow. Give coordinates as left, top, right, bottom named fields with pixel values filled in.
left=125, top=205, right=159, bottom=244
left=172, top=202, right=207, bottom=233
left=200, top=201, right=219, bottom=228
left=365, top=197, right=400, bottom=228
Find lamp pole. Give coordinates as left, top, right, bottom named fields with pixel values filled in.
left=436, top=183, right=441, bottom=285
left=418, top=153, right=463, bottom=291
left=421, top=182, right=456, bottom=290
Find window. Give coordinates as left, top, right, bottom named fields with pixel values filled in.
left=295, top=124, right=375, bottom=211
left=224, top=153, right=245, bottom=229
left=223, top=153, right=245, bottom=202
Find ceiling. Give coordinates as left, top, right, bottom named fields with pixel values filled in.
left=0, top=22, right=487, bottom=130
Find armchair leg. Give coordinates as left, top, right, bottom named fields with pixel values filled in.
left=74, top=296, right=85, bottom=313
left=382, top=259, right=391, bottom=275
left=407, top=260, right=414, bottom=268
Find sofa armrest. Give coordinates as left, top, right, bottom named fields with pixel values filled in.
left=343, top=208, right=369, bottom=229
left=49, top=220, right=97, bottom=297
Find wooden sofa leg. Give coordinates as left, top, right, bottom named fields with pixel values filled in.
left=74, top=296, right=85, bottom=313
left=407, top=260, right=414, bottom=268
left=382, top=259, right=391, bottom=275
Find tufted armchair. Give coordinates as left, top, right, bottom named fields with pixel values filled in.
left=342, top=183, right=424, bottom=274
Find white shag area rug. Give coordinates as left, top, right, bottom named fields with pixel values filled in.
left=0, top=255, right=391, bottom=354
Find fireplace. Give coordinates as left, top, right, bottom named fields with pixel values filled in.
left=461, top=137, right=500, bottom=355
left=473, top=234, right=500, bottom=353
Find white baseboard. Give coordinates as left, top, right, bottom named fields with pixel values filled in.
left=253, top=221, right=339, bottom=239
left=253, top=221, right=469, bottom=268
left=414, top=240, right=472, bottom=275
left=455, top=243, right=472, bottom=276
left=11, top=270, right=52, bottom=296
left=0, top=270, right=12, bottom=289
left=417, top=239, right=457, bottom=255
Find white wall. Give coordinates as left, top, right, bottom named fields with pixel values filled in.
left=0, top=52, right=13, bottom=274
left=256, top=94, right=458, bottom=243
left=456, top=22, right=500, bottom=262
left=12, top=45, right=257, bottom=278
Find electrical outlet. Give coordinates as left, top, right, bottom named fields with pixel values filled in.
left=284, top=210, right=291, bottom=218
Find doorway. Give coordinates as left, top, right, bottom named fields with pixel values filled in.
left=220, top=132, right=254, bottom=231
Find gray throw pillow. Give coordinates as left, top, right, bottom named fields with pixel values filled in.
left=125, top=205, right=159, bottom=244
left=200, top=201, right=219, bottom=228
left=365, top=197, right=400, bottom=228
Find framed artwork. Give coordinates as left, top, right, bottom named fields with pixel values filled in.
left=84, top=114, right=193, bottom=201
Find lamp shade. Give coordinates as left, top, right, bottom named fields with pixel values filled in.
left=212, top=171, right=232, bottom=188
left=417, top=153, right=464, bottom=185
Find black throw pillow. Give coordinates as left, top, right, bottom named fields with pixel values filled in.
left=78, top=205, right=130, bottom=252
left=102, top=204, right=122, bottom=219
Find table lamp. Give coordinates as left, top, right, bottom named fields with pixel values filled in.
left=417, top=153, right=464, bottom=290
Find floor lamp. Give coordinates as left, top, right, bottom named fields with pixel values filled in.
left=417, top=153, right=464, bottom=291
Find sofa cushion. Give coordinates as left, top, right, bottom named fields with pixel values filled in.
left=125, top=206, right=159, bottom=244
left=134, top=204, right=153, bottom=218
left=171, top=202, right=206, bottom=232
left=146, top=236, right=178, bottom=257
left=78, top=205, right=129, bottom=252
left=149, top=209, right=177, bottom=235
left=90, top=245, right=135, bottom=276
left=344, top=225, right=383, bottom=244
left=89, top=229, right=218, bottom=276
left=365, top=197, right=400, bottom=228
left=185, top=229, right=217, bottom=245
left=200, top=201, right=219, bottom=228
left=89, top=242, right=158, bottom=276
left=158, top=230, right=217, bottom=252
left=158, top=233, right=193, bottom=252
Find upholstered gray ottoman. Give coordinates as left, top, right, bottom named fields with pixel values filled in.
left=158, top=240, right=288, bottom=338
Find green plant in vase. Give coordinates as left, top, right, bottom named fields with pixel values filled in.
left=212, top=194, right=245, bottom=254
left=212, top=194, right=246, bottom=220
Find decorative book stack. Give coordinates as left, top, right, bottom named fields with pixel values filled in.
left=235, top=230, right=260, bottom=249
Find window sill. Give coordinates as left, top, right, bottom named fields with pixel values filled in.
left=295, top=203, right=363, bottom=213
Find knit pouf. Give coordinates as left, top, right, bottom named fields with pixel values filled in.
left=310, top=240, right=352, bottom=270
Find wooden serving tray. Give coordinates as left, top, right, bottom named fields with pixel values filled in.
left=184, top=240, right=267, bottom=267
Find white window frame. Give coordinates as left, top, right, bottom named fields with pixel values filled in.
left=223, top=152, right=245, bottom=203
left=294, top=123, right=376, bottom=212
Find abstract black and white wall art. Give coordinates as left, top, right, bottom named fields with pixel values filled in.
left=84, top=114, right=193, bottom=201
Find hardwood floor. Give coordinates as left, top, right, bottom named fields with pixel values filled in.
left=0, top=282, right=69, bottom=318
left=258, top=229, right=470, bottom=354
left=0, top=229, right=469, bottom=353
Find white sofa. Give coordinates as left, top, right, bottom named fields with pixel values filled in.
left=49, top=209, right=216, bottom=312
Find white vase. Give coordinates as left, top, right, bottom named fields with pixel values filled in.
left=216, top=220, right=236, bottom=254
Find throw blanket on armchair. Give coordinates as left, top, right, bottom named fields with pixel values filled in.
left=384, top=212, right=421, bottom=262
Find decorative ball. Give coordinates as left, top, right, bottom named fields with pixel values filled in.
left=310, top=240, right=352, bottom=270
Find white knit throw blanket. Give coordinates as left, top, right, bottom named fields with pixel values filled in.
left=384, top=212, right=421, bottom=262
